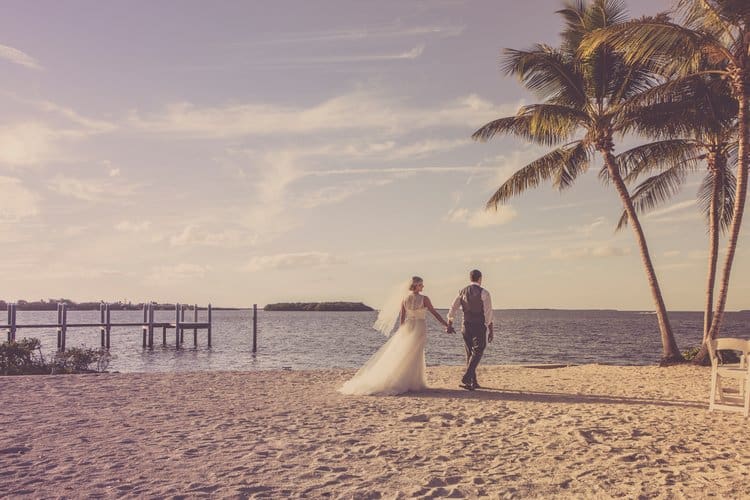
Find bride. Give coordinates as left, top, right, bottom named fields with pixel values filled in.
left=339, top=276, right=450, bottom=395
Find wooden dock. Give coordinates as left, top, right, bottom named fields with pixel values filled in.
left=3, top=302, right=213, bottom=351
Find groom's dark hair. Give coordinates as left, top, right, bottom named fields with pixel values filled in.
left=470, top=269, right=482, bottom=282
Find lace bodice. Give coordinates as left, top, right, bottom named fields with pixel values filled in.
left=403, top=294, right=426, bottom=320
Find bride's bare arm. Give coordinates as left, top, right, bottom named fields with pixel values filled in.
left=423, top=296, right=448, bottom=327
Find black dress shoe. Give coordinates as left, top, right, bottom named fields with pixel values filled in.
left=459, top=383, right=475, bottom=391
left=473, top=382, right=481, bottom=389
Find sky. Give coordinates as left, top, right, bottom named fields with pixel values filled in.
left=1, top=0, right=748, bottom=311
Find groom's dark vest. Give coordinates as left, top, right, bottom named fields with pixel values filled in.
left=460, top=284, right=485, bottom=326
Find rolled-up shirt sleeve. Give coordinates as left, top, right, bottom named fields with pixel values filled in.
left=447, top=293, right=462, bottom=323
left=482, top=290, right=494, bottom=327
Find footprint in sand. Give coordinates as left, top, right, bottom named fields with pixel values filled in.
left=401, top=414, right=430, bottom=423
left=0, top=446, right=31, bottom=455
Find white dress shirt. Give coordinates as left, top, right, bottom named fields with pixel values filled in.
left=447, top=282, right=494, bottom=327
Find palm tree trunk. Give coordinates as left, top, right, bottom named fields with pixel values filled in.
left=707, top=91, right=749, bottom=342
left=704, top=157, right=722, bottom=341
left=602, top=151, right=683, bottom=363
left=693, top=157, right=722, bottom=366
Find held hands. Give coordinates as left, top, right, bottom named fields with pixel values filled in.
left=446, top=322, right=456, bottom=334
left=488, top=328, right=494, bottom=343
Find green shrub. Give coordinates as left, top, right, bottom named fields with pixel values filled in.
left=51, top=346, right=112, bottom=374
left=0, top=338, right=112, bottom=375
left=682, top=344, right=741, bottom=364
left=682, top=345, right=701, bottom=361
left=0, top=338, right=47, bottom=375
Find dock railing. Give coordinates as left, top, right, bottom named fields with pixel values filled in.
left=2, top=302, right=213, bottom=350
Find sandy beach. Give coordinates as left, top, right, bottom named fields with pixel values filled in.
left=0, top=364, right=748, bottom=498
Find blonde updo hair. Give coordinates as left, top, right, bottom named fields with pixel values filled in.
left=409, top=276, right=424, bottom=291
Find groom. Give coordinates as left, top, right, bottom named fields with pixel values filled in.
left=446, top=269, right=494, bottom=391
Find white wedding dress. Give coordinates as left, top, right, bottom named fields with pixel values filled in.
left=339, top=293, right=428, bottom=395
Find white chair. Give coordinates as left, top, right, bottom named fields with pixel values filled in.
left=708, top=338, right=750, bottom=417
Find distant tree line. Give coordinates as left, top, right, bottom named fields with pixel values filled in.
left=264, top=302, right=374, bottom=312
left=0, top=300, right=244, bottom=311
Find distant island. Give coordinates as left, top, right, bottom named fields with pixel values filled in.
left=264, top=302, right=374, bottom=312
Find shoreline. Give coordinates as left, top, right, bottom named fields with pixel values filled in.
left=2, top=363, right=746, bottom=498
left=0, top=362, right=672, bottom=377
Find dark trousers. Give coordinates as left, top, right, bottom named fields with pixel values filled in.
left=462, top=322, right=486, bottom=384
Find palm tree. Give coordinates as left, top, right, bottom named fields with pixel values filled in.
left=612, top=73, right=737, bottom=363
left=580, top=0, right=750, bottom=357
left=472, top=0, right=684, bottom=363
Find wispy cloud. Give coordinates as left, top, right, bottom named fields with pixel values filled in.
left=146, top=263, right=210, bottom=285
left=308, top=165, right=497, bottom=177
left=571, top=217, right=607, bottom=236
left=129, top=91, right=518, bottom=138
left=168, top=225, right=257, bottom=248
left=251, top=24, right=464, bottom=45
left=383, top=138, right=471, bottom=160
left=646, top=200, right=696, bottom=218
left=0, top=122, right=60, bottom=166
left=539, top=201, right=593, bottom=212
left=0, top=92, right=117, bottom=134
left=479, top=253, right=524, bottom=263
left=0, top=96, right=116, bottom=167
left=0, top=43, right=42, bottom=70
left=300, top=179, right=394, bottom=208
left=549, top=244, right=631, bottom=260
left=242, top=252, right=345, bottom=272
left=282, top=44, right=426, bottom=64
left=34, top=100, right=116, bottom=133
left=231, top=138, right=469, bottom=164
left=115, top=220, right=151, bottom=233
left=42, top=265, right=126, bottom=280
left=0, top=176, right=39, bottom=221
left=446, top=206, right=517, bottom=228
left=649, top=211, right=702, bottom=225
left=47, top=175, right=138, bottom=203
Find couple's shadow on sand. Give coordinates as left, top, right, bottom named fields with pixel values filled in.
left=408, top=387, right=704, bottom=409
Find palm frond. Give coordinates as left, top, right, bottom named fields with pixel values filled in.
left=610, top=63, right=660, bottom=104
left=472, top=104, right=585, bottom=146
left=676, top=0, right=745, bottom=43
left=616, top=139, right=703, bottom=182
left=697, top=158, right=737, bottom=233
left=580, top=18, right=730, bottom=77
left=591, top=0, right=629, bottom=27
left=723, top=140, right=739, bottom=168
left=486, top=141, right=592, bottom=208
left=501, top=46, right=586, bottom=106
left=557, top=1, right=588, bottom=54
left=616, top=73, right=736, bottom=138
left=616, top=165, right=690, bottom=230
left=559, top=0, right=629, bottom=55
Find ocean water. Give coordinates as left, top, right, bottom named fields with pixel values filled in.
left=7, top=309, right=750, bottom=373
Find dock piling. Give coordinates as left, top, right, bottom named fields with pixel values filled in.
left=105, top=304, right=111, bottom=349
left=6, top=303, right=11, bottom=342
left=56, top=304, right=62, bottom=349
left=193, top=304, right=198, bottom=347
left=252, top=304, right=257, bottom=353
left=207, top=303, right=212, bottom=348
left=175, top=303, right=180, bottom=349
left=148, top=303, right=155, bottom=349
left=142, top=304, right=147, bottom=348
left=99, top=304, right=105, bottom=347
left=180, top=305, right=185, bottom=344
left=60, top=304, right=67, bottom=351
